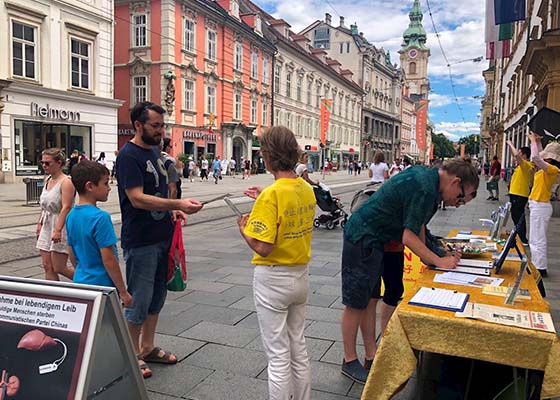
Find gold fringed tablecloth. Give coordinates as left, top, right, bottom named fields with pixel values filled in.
left=362, top=231, right=560, bottom=400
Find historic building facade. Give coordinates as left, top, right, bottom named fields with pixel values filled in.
left=0, top=0, right=121, bottom=182
left=114, top=0, right=275, bottom=164
left=300, top=14, right=401, bottom=163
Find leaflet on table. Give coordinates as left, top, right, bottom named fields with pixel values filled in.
left=409, top=287, right=469, bottom=312
left=432, top=265, right=491, bottom=276
left=482, top=285, right=531, bottom=300
left=455, top=303, right=555, bottom=333
left=445, top=234, right=490, bottom=240
left=434, top=272, right=504, bottom=288
left=491, top=252, right=520, bottom=261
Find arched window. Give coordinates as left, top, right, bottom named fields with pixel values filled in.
left=409, top=62, right=417, bottom=74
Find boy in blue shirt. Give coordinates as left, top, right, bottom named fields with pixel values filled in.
left=67, top=161, right=132, bottom=307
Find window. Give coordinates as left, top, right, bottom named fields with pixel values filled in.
left=12, top=21, right=36, bottom=79
left=274, top=67, right=280, bottom=93
left=332, top=94, right=335, bottom=114
left=313, top=26, right=330, bottom=49
left=296, top=77, right=302, bottom=102
left=316, top=86, right=321, bottom=107
left=339, top=42, right=343, bottom=53
left=231, top=0, right=239, bottom=18
left=206, top=85, right=216, bottom=114
left=255, top=17, right=262, bottom=33
left=184, top=17, right=195, bottom=52
left=345, top=99, right=349, bottom=119
left=184, top=80, right=195, bottom=111
left=206, top=29, right=217, bottom=61
left=70, top=38, right=90, bottom=89
left=285, top=72, right=292, bottom=97
left=409, top=62, right=416, bottom=74
left=132, top=76, right=147, bottom=104
left=307, top=81, right=312, bottom=105
left=262, top=100, right=268, bottom=126
left=274, top=109, right=280, bottom=126
left=133, top=14, right=147, bottom=47
left=286, top=112, right=292, bottom=129
left=234, top=92, right=242, bottom=120
left=296, top=115, right=301, bottom=135
left=251, top=51, right=258, bottom=79
left=234, top=41, right=243, bottom=71
left=346, top=42, right=350, bottom=53
left=250, top=97, right=257, bottom=124
left=262, top=57, right=269, bottom=83
left=338, top=94, right=342, bottom=115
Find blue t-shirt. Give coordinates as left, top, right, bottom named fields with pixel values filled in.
left=344, top=166, right=440, bottom=248
left=67, top=205, right=118, bottom=287
left=116, top=142, right=173, bottom=249
left=212, top=160, right=221, bottom=170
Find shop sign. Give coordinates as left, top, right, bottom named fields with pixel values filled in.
left=30, top=103, right=80, bottom=122
left=118, top=127, right=135, bottom=136
left=183, top=130, right=217, bottom=141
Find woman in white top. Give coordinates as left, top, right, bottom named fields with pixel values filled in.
left=295, top=151, right=317, bottom=185
left=36, top=148, right=75, bottom=281
left=368, top=151, right=389, bottom=184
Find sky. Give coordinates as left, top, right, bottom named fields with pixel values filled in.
left=253, top=0, right=488, bottom=142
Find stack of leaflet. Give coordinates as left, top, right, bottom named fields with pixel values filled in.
left=432, top=259, right=493, bottom=276
left=434, top=272, right=504, bottom=288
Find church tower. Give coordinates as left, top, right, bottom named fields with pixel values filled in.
left=399, top=0, right=430, bottom=101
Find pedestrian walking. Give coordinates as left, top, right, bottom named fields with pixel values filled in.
left=212, top=156, right=222, bottom=184
left=483, top=161, right=490, bottom=176
left=36, top=148, right=75, bottom=281
left=487, top=156, right=501, bottom=201
left=295, top=151, right=317, bottom=186
left=229, top=157, right=236, bottom=177
left=505, top=140, right=534, bottom=245
left=110, top=150, right=118, bottom=184
left=403, top=157, right=412, bottom=170
left=340, top=158, right=478, bottom=384
left=96, top=152, right=107, bottom=166
left=238, top=126, right=316, bottom=400
left=348, top=160, right=353, bottom=175
left=161, top=138, right=181, bottom=199
left=221, top=157, right=229, bottom=177
left=527, top=132, right=560, bottom=277
left=115, top=101, right=203, bottom=379
left=368, top=151, right=389, bottom=184
left=66, top=161, right=132, bottom=308
left=188, top=157, right=196, bottom=182
left=243, top=158, right=251, bottom=179
left=357, top=161, right=362, bottom=175
left=68, top=150, right=79, bottom=175
left=389, top=158, right=403, bottom=178
left=200, top=157, right=209, bottom=181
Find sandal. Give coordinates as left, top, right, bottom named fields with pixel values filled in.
left=142, top=347, right=177, bottom=365
left=137, top=355, right=152, bottom=379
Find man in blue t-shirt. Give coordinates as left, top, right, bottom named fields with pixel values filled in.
left=116, top=102, right=203, bottom=378
left=212, top=156, right=221, bottom=184
left=67, top=161, right=132, bottom=307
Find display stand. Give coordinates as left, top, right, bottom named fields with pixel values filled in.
left=0, top=276, right=148, bottom=400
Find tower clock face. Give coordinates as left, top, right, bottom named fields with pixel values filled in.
left=408, top=49, right=418, bottom=59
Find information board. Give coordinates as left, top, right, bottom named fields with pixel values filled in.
left=0, top=276, right=148, bottom=400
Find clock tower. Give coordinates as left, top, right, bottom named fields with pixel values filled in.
left=399, top=0, right=430, bottom=100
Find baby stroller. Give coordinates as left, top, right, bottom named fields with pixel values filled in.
left=312, top=183, right=348, bottom=230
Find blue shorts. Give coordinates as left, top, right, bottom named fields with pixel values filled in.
left=341, top=237, right=384, bottom=310
left=123, top=240, right=170, bottom=325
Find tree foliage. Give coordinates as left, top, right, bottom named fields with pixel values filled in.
left=458, top=134, right=479, bottom=156
left=431, top=133, right=456, bottom=159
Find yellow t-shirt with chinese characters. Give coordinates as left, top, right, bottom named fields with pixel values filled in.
left=509, top=159, right=534, bottom=197
left=244, top=177, right=316, bottom=266
left=529, top=165, right=560, bottom=202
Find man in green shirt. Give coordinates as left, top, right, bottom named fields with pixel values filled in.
left=340, top=158, right=479, bottom=384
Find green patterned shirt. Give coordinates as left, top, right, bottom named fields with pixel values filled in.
left=344, top=166, right=440, bottom=248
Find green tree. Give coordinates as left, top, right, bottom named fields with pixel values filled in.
left=431, top=133, right=456, bottom=159
left=458, top=134, right=479, bottom=156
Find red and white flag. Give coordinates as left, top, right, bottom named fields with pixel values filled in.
left=485, top=0, right=511, bottom=59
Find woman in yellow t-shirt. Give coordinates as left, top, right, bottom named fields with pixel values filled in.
left=505, top=140, right=534, bottom=245
left=527, top=132, right=560, bottom=277
left=238, top=126, right=316, bottom=400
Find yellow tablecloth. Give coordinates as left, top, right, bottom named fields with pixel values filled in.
left=362, top=231, right=560, bottom=400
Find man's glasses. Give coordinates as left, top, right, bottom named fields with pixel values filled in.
left=457, top=180, right=477, bottom=206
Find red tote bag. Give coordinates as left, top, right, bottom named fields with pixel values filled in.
left=167, top=220, right=187, bottom=291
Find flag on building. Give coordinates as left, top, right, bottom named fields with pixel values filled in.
left=485, top=0, right=512, bottom=59
left=460, top=144, right=466, bottom=158
left=494, top=0, right=526, bottom=25
left=415, top=100, right=429, bottom=151
left=320, top=99, right=332, bottom=146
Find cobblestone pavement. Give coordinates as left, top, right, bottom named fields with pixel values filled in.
left=0, top=174, right=559, bottom=399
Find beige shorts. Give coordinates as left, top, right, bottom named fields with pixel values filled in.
left=36, top=213, right=68, bottom=254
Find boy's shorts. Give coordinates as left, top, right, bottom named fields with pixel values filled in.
left=123, top=240, right=170, bottom=325
left=371, top=251, right=405, bottom=307
left=341, top=237, right=384, bottom=310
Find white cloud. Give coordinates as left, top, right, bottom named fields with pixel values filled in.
left=439, top=130, right=461, bottom=141
left=436, top=121, right=479, bottom=139
left=429, top=93, right=480, bottom=108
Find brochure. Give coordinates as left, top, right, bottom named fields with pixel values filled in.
left=434, top=272, right=504, bottom=288
left=482, top=285, right=531, bottom=300
left=455, top=303, right=555, bottom=333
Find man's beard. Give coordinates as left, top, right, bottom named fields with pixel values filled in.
left=142, top=133, right=161, bottom=146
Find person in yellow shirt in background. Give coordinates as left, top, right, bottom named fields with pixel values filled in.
left=238, top=126, right=316, bottom=400
left=527, top=132, right=560, bottom=277
left=505, top=140, right=534, bottom=245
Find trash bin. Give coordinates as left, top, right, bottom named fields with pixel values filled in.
left=23, top=177, right=45, bottom=205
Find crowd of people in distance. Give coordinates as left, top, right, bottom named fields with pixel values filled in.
left=32, top=99, right=560, bottom=399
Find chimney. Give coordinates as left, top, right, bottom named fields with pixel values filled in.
left=339, top=16, right=345, bottom=27
left=325, top=13, right=332, bottom=25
